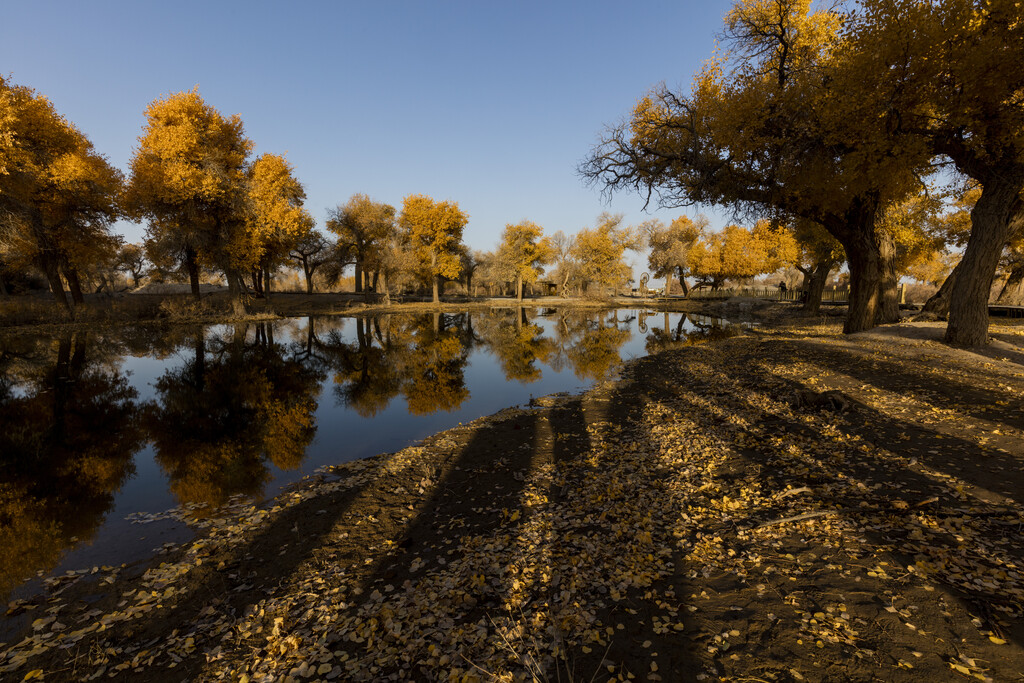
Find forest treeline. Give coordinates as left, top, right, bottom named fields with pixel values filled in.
left=2, top=0, right=1023, bottom=345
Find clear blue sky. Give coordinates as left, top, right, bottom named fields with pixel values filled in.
left=3, top=0, right=734, bottom=274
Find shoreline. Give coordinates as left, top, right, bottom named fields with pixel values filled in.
left=2, top=311, right=1023, bottom=681
left=0, top=292, right=767, bottom=335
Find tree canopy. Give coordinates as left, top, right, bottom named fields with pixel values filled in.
left=125, top=88, right=254, bottom=308
left=0, top=76, right=123, bottom=311
left=495, top=221, right=554, bottom=301
left=398, top=194, right=468, bottom=303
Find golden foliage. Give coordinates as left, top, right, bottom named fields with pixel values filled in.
left=398, top=195, right=468, bottom=297
left=125, top=88, right=255, bottom=276
left=570, top=213, right=639, bottom=295
left=0, top=76, right=122, bottom=304
left=247, top=153, right=314, bottom=270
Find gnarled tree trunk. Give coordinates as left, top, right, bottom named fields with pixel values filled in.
left=801, top=259, right=836, bottom=314
left=226, top=270, right=247, bottom=317
left=946, top=178, right=1022, bottom=347
left=876, top=230, right=900, bottom=324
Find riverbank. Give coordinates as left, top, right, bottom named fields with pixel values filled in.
left=3, top=311, right=1023, bottom=681
left=0, top=291, right=716, bottom=334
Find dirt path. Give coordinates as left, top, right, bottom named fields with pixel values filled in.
left=3, top=316, right=1023, bottom=682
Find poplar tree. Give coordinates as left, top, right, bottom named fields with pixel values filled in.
left=398, top=194, right=468, bottom=303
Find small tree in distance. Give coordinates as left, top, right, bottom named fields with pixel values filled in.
left=399, top=194, right=468, bottom=303
left=570, top=213, right=640, bottom=297
left=644, top=215, right=706, bottom=297
left=495, top=221, right=554, bottom=301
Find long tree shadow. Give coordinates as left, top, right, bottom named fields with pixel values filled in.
left=790, top=336, right=1024, bottom=434
left=608, top=343, right=1024, bottom=679
left=650, top=342, right=1024, bottom=647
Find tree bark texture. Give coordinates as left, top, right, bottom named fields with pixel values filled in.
left=64, top=265, right=85, bottom=305
left=946, top=178, right=1021, bottom=347
left=678, top=271, right=690, bottom=298
left=842, top=239, right=882, bottom=334
left=876, top=230, right=900, bottom=325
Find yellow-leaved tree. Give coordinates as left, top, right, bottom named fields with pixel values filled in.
left=495, top=221, right=555, bottom=301
left=398, top=194, right=468, bottom=303
left=583, top=0, right=930, bottom=333
left=847, top=0, right=1024, bottom=345
left=246, top=153, right=314, bottom=299
left=0, top=76, right=123, bottom=312
left=689, top=221, right=797, bottom=290
left=570, top=213, right=640, bottom=296
left=326, top=194, right=398, bottom=298
left=124, top=88, right=253, bottom=311
left=644, top=215, right=705, bottom=297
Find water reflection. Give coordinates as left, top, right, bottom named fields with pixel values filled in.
left=144, top=323, right=324, bottom=508
left=0, top=308, right=737, bottom=600
left=0, top=333, right=143, bottom=597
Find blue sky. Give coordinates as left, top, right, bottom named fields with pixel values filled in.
left=3, top=0, right=734, bottom=274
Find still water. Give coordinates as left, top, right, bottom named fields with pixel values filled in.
left=0, top=307, right=733, bottom=601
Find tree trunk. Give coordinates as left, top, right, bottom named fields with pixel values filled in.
left=42, top=256, right=71, bottom=313
left=802, top=260, right=834, bottom=314
left=821, top=197, right=884, bottom=334
left=64, top=265, right=85, bottom=305
left=946, top=178, right=1022, bottom=347
left=185, top=247, right=201, bottom=301
left=996, top=264, right=1024, bottom=304
left=922, top=261, right=958, bottom=316
left=677, top=270, right=690, bottom=298
left=381, top=270, right=391, bottom=306
left=516, top=275, right=523, bottom=301
left=226, top=271, right=247, bottom=317
left=264, top=265, right=272, bottom=302
left=876, top=230, right=900, bottom=325
left=354, top=260, right=363, bottom=293
left=843, top=241, right=882, bottom=334
left=304, top=261, right=315, bottom=294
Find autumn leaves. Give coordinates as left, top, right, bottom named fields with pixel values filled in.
left=584, top=0, right=1024, bottom=346
left=124, top=89, right=313, bottom=311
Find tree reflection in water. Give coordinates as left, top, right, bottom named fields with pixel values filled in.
left=554, top=309, right=632, bottom=381
left=144, top=323, right=324, bottom=508
left=643, top=311, right=743, bottom=354
left=0, top=308, right=720, bottom=599
left=312, top=313, right=472, bottom=417
left=0, top=332, right=142, bottom=597
left=476, top=308, right=557, bottom=383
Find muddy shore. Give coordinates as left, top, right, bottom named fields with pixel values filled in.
left=3, top=307, right=1023, bottom=682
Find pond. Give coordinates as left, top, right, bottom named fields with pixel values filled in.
left=0, top=307, right=737, bottom=603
